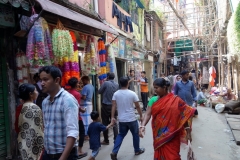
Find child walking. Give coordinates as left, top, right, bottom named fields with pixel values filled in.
left=87, top=111, right=114, bottom=160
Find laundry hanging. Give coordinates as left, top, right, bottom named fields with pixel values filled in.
left=209, top=66, right=216, bottom=87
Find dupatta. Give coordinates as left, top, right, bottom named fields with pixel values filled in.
left=151, top=93, right=195, bottom=150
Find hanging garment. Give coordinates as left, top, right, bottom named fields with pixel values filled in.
left=125, top=16, right=134, bottom=32
left=209, top=66, right=216, bottom=87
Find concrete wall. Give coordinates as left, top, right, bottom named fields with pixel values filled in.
left=68, top=0, right=93, bottom=11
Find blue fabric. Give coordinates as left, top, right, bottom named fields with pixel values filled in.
left=112, top=120, right=140, bottom=153
left=87, top=122, right=106, bottom=150
left=197, top=91, right=206, bottom=101
left=125, top=16, right=133, bottom=32
left=174, top=80, right=197, bottom=106
left=91, top=148, right=100, bottom=158
left=81, top=84, right=94, bottom=102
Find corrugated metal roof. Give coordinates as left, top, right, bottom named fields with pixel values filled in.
left=36, top=0, right=119, bottom=35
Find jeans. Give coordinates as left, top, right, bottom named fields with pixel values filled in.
left=101, top=103, right=118, bottom=143
left=42, top=147, right=78, bottom=160
left=112, top=120, right=140, bottom=154
left=78, top=120, right=85, bottom=147
left=141, top=92, right=148, bottom=110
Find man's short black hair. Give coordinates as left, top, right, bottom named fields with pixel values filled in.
left=141, top=71, right=146, bottom=74
left=90, top=111, right=99, bottom=120
left=68, top=77, right=78, bottom=88
left=181, top=70, right=189, bottom=76
left=81, top=76, right=90, bottom=82
left=108, top=73, right=115, bottom=80
left=39, top=66, right=62, bottom=80
left=119, top=77, right=129, bottom=88
left=130, top=70, right=135, bottom=73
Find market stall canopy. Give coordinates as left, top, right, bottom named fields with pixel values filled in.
left=36, top=0, right=119, bottom=35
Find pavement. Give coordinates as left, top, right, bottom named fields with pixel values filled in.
left=79, top=106, right=240, bottom=160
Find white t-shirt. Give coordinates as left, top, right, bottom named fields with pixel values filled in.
left=112, top=89, right=139, bottom=122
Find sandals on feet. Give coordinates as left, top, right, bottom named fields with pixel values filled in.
left=135, top=148, right=145, bottom=155
left=78, top=152, right=87, bottom=159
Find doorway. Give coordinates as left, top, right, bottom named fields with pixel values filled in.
left=116, top=59, right=126, bottom=82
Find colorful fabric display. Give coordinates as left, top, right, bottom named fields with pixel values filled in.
left=26, top=14, right=52, bottom=71
left=83, top=35, right=98, bottom=75
left=98, top=38, right=107, bottom=81
left=107, top=45, right=115, bottom=73
left=16, top=51, right=29, bottom=86
left=60, top=31, right=80, bottom=87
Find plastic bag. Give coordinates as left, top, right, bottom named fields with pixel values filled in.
left=215, top=104, right=225, bottom=113
left=187, top=140, right=196, bottom=160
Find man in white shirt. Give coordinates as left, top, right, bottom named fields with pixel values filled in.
left=110, top=77, right=145, bottom=160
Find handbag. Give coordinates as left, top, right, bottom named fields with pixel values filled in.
left=187, top=140, right=196, bottom=160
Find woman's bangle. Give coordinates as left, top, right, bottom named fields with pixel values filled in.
left=139, top=126, right=145, bottom=128
left=185, top=127, right=190, bottom=130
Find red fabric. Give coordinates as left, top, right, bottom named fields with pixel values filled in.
left=68, top=89, right=82, bottom=120
left=15, top=104, right=23, bottom=134
left=151, top=93, right=195, bottom=160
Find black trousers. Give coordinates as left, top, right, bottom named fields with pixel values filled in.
left=78, top=120, right=85, bottom=147
left=101, top=103, right=118, bottom=143
left=141, top=92, right=148, bottom=110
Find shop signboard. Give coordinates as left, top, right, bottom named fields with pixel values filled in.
left=126, top=39, right=133, bottom=59
left=118, top=37, right=125, bottom=58
left=132, top=50, right=144, bottom=60
left=0, top=5, right=15, bottom=27
left=106, top=32, right=119, bottom=57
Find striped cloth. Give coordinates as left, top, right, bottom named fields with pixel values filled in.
left=80, top=101, right=93, bottom=135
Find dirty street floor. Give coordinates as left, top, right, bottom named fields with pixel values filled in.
left=80, top=106, right=240, bottom=160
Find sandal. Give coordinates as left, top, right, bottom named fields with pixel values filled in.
left=135, top=148, right=145, bottom=155
left=78, top=152, right=87, bottom=159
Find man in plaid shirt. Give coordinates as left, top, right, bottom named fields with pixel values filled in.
left=39, top=66, right=79, bottom=160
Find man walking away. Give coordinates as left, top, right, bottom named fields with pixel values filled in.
left=39, top=66, right=79, bottom=160
left=81, top=76, right=94, bottom=138
left=98, top=73, right=119, bottom=145
left=128, top=70, right=136, bottom=92
left=110, top=77, right=145, bottom=160
left=174, top=70, right=198, bottom=116
left=139, top=71, right=148, bottom=111
left=68, top=77, right=87, bottom=159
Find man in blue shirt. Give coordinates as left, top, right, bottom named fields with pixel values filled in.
left=174, top=70, right=198, bottom=116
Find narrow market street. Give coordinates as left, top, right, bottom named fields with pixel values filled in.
left=80, top=106, right=240, bottom=160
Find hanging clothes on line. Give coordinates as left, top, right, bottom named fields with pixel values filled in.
left=209, top=66, right=216, bottom=87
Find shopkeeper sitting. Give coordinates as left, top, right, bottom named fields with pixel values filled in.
left=197, top=87, right=208, bottom=106
left=220, top=89, right=237, bottom=101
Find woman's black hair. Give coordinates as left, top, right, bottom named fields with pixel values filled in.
left=18, top=83, right=36, bottom=101
left=68, top=77, right=78, bottom=88
left=153, top=78, right=170, bottom=90
left=201, top=87, right=206, bottom=91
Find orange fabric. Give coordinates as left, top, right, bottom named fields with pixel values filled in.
left=140, top=82, right=148, bottom=92
left=151, top=93, right=195, bottom=160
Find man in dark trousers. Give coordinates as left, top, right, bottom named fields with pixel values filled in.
left=139, top=71, right=148, bottom=111
left=98, top=73, right=119, bottom=145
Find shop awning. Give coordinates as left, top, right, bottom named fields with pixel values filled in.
left=36, top=0, right=119, bottom=35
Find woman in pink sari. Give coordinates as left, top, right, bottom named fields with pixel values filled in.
left=139, top=78, right=195, bottom=160
left=171, top=75, right=181, bottom=94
